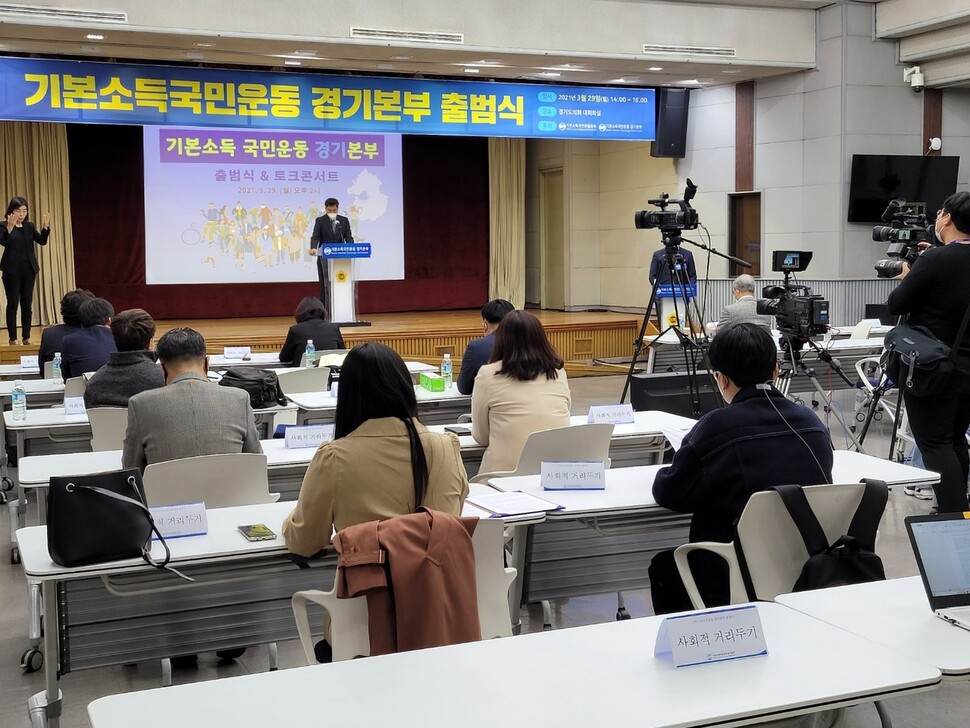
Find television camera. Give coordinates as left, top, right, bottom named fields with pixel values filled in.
left=756, top=251, right=830, bottom=339
left=872, top=199, right=932, bottom=279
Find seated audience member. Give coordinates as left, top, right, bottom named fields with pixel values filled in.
left=61, top=297, right=116, bottom=380
left=283, top=341, right=468, bottom=555
left=649, top=323, right=834, bottom=614
left=715, top=274, right=772, bottom=334
left=84, top=309, right=165, bottom=408
left=456, top=298, right=515, bottom=395
left=122, top=327, right=261, bottom=471
left=38, top=289, right=94, bottom=367
left=279, top=296, right=345, bottom=367
left=283, top=342, right=468, bottom=663
left=471, top=310, right=571, bottom=473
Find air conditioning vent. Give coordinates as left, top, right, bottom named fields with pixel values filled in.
left=643, top=44, right=736, bottom=58
left=351, top=27, right=464, bottom=45
left=0, top=3, right=127, bottom=23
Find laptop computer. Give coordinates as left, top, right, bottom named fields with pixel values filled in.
left=905, top=513, right=970, bottom=632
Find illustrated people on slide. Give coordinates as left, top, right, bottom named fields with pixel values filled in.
left=201, top=202, right=219, bottom=242
left=293, top=206, right=308, bottom=243
left=309, top=197, right=354, bottom=314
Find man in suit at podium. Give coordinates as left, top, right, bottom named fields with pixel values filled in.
left=309, top=197, right=354, bottom=316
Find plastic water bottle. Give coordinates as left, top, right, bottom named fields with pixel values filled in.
left=441, top=353, right=453, bottom=389
left=52, top=352, right=62, bottom=383
left=12, top=380, right=27, bottom=422
left=305, top=339, right=316, bottom=368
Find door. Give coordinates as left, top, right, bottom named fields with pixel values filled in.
left=729, top=192, right=761, bottom=277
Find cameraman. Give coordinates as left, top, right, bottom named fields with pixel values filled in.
left=888, top=191, right=970, bottom=513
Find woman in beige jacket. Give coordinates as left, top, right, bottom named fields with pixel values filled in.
left=472, top=311, right=571, bottom=473
left=283, top=342, right=469, bottom=559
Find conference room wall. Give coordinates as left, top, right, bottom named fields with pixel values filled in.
left=67, top=127, right=489, bottom=318
left=526, top=3, right=954, bottom=313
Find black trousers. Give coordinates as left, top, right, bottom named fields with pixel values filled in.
left=904, top=388, right=970, bottom=512
left=2, top=269, right=36, bottom=341
left=649, top=548, right=730, bottom=615
left=316, top=257, right=331, bottom=317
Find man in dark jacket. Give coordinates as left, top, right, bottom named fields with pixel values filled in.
left=38, top=289, right=94, bottom=367
left=456, top=299, right=514, bottom=394
left=649, top=323, right=834, bottom=613
left=85, top=308, right=165, bottom=407
left=61, top=298, right=117, bottom=380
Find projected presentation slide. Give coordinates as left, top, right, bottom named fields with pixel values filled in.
left=144, top=126, right=404, bottom=285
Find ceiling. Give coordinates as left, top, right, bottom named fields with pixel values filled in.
left=0, top=2, right=829, bottom=89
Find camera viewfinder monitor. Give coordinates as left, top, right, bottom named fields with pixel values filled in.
left=772, top=250, right=813, bottom=273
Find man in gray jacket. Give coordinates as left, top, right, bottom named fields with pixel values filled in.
left=716, top=274, right=773, bottom=333
left=122, top=327, right=261, bottom=471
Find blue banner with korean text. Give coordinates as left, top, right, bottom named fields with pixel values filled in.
left=0, top=57, right=655, bottom=141
left=321, top=243, right=372, bottom=259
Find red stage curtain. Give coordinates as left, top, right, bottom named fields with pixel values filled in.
left=68, top=126, right=489, bottom=318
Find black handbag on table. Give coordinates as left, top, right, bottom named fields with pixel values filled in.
left=884, top=300, right=970, bottom=397
left=47, top=468, right=179, bottom=572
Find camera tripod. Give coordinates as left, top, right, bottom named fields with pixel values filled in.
left=853, top=327, right=908, bottom=461
left=619, top=229, right=748, bottom=417
left=774, top=334, right=867, bottom=452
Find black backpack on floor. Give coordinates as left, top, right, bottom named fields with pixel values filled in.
left=218, top=367, right=287, bottom=409
left=771, top=479, right=888, bottom=593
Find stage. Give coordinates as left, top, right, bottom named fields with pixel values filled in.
left=1, top=309, right=651, bottom=377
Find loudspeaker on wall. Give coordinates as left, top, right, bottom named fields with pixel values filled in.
left=650, top=88, right=690, bottom=159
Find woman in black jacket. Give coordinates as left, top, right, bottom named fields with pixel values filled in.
left=279, top=296, right=345, bottom=367
left=0, top=196, right=50, bottom=345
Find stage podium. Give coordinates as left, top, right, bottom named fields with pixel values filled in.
left=322, top=242, right=372, bottom=324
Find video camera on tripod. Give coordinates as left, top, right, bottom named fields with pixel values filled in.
left=756, top=251, right=830, bottom=339
left=634, top=179, right=699, bottom=235
left=872, top=198, right=932, bottom=279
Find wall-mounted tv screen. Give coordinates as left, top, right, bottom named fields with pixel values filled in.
left=847, top=154, right=960, bottom=223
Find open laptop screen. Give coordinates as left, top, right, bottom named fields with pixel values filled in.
left=907, top=516, right=970, bottom=601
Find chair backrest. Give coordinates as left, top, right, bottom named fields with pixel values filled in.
left=849, top=319, right=880, bottom=340
left=471, top=423, right=614, bottom=482
left=302, top=516, right=516, bottom=662
left=142, top=453, right=279, bottom=508
left=735, top=482, right=873, bottom=601
left=43, top=360, right=54, bottom=379
left=276, top=366, right=330, bottom=397
left=64, top=375, right=86, bottom=399
left=88, top=407, right=128, bottom=452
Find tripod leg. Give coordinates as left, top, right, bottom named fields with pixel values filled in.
left=803, top=373, right=867, bottom=453
left=621, top=279, right=664, bottom=403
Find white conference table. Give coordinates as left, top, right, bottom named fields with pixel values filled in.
left=486, top=451, right=940, bottom=610
left=86, top=601, right=941, bottom=728
left=488, top=450, right=940, bottom=517
left=777, top=576, right=970, bottom=679
left=288, top=384, right=471, bottom=426
left=427, top=409, right=693, bottom=475
left=16, top=493, right=534, bottom=727
left=0, top=362, right=41, bottom=380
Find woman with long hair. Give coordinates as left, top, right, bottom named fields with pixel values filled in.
left=472, top=310, right=571, bottom=472
left=0, top=196, right=50, bottom=345
left=283, top=342, right=468, bottom=558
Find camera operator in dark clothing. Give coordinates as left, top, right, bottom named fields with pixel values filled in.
left=648, top=323, right=834, bottom=614
left=888, top=191, right=970, bottom=513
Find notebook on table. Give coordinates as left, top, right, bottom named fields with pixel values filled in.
left=905, top=513, right=970, bottom=632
